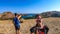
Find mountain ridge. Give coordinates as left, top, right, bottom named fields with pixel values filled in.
left=0, top=11, right=60, bottom=19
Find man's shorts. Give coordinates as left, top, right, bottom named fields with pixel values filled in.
left=15, top=25, right=20, bottom=30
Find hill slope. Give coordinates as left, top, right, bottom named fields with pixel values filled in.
left=41, top=11, right=60, bottom=17
left=0, top=11, right=60, bottom=19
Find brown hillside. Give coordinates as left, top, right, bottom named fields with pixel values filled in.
left=0, top=12, right=14, bottom=20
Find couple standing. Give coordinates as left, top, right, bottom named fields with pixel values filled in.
left=13, top=13, right=49, bottom=34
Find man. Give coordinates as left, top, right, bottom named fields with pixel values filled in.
left=13, top=13, right=21, bottom=34
left=30, top=15, right=49, bottom=34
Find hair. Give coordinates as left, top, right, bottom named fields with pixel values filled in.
left=14, top=13, right=18, bottom=16
left=36, top=14, right=41, bottom=18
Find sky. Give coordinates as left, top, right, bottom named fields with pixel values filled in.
left=0, top=0, right=60, bottom=14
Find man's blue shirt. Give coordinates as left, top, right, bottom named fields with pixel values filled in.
left=13, top=17, right=20, bottom=27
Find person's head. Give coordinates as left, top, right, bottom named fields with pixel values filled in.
left=14, top=13, right=18, bottom=17
left=36, top=15, right=42, bottom=26
left=36, top=14, right=42, bottom=19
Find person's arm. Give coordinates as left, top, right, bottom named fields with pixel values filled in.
left=41, top=19, right=45, bottom=28
left=30, top=27, right=39, bottom=34
left=31, top=32, right=34, bottom=34
left=44, top=25, right=49, bottom=34
left=17, top=17, right=21, bottom=22
left=30, top=27, right=35, bottom=34
left=36, top=30, right=39, bottom=34
left=41, top=19, right=43, bottom=24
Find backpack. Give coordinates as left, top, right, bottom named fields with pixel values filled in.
left=30, top=25, right=49, bottom=34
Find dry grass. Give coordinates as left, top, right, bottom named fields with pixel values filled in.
left=0, top=17, right=60, bottom=34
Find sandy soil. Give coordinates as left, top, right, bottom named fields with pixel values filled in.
left=0, top=17, right=60, bottom=34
